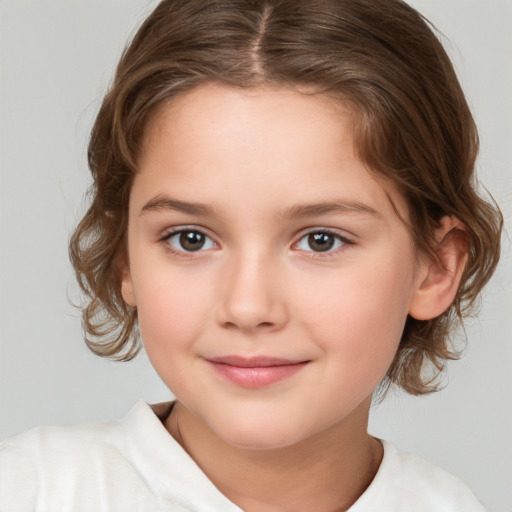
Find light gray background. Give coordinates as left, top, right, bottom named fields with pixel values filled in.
left=0, top=1, right=510, bottom=510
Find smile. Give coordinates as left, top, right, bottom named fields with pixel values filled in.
left=205, top=356, right=310, bottom=388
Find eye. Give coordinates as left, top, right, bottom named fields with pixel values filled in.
left=163, top=229, right=217, bottom=253
left=295, top=230, right=348, bottom=253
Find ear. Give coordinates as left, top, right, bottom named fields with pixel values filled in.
left=408, top=216, right=468, bottom=321
left=118, top=252, right=137, bottom=308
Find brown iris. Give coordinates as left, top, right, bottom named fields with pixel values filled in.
left=179, top=231, right=206, bottom=251
left=307, top=232, right=335, bottom=252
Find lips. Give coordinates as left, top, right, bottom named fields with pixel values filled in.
left=205, top=356, right=309, bottom=388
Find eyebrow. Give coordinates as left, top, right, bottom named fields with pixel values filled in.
left=279, top=200, right=381, bottom=220
left=140, top=195, right=381, bottom=220
left=140, top=196, right=218, bottom=217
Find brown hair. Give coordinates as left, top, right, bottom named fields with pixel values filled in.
left=69, top=0, right=502, bottom=395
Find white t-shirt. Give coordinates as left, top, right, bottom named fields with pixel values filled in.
left=0, top=401, right=486, bottom=512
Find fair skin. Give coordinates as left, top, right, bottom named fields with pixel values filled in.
left=121, top=82, right=466, bottom=511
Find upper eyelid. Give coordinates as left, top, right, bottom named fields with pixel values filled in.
left=160, top=227, right=219, bottom=256
left=292, top=229, right=354, bottom=259
left=294, top=226, right=355, bottom=242
left=160, top=225, right=215, bottom=240
left=160, top=226, right=219, bottom=250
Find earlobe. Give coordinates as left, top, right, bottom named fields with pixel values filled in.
left=408, top=216, right=469, bottom=321
left=121, top=273, right=137, bottom=308
left=118, top=254, right=137, bottom=308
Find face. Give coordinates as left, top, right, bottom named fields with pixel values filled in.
left=122, top=83, right=427, bottom=449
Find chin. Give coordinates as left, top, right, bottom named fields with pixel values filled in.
left=222, top=428, right=300, bottom=451
left=209, top=412, right=313, bottom=451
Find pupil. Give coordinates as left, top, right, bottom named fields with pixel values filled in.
left=180, top=231, right=205, bottom=251
left=309, top=232, right=334, bottom=252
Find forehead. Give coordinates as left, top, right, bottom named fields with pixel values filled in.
left=136, top=82, right=408, bottom=222
left=143, top=82, right=350, bottom=157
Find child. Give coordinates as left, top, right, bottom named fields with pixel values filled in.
left=0, top=0, right=503, bottom=510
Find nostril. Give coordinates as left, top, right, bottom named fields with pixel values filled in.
left=257, top=322, right=274, bottom=329
left=215, top=283, right=288, bottom=332
left=222, top=320, right=276, bottom=332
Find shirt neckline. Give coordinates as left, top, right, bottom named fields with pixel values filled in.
left=138, top=400, right=395, bottom=510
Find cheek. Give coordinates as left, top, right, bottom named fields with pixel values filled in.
left=296, top=253, right=415, bottom=375
left=133, top=267, right=212, bottom=355
left=134, top=274, right=211, bottom=395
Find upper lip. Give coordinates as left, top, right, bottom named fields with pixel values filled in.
left=205, top=356, right=308, bottom=367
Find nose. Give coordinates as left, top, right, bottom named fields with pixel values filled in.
left=216, top=250, right=288, bottom=333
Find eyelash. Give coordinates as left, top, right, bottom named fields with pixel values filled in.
left=159, top=226, right=354, bottom=259
left=293, top=229, right=353, bottom=258
left=160, top=226, right=218, bottom=258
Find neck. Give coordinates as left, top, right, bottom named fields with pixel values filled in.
left=165, top=399, right=382, bottom=512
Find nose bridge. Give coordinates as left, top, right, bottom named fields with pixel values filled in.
left=217, top=244, right=287, bottom=332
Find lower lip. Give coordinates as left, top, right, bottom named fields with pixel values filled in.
left=208, top=361, right=308, bottom=388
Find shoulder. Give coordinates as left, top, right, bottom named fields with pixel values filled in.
left=0, top=401, right=167, bottom=511
left=350, top=440, right=487, bottom=512
left=1, top=407, right=133, bottom=474
left=0, top=401, right=242, bottom=512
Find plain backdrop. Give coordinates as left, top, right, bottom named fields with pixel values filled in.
left=0, top=1, right=511, bottom=510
